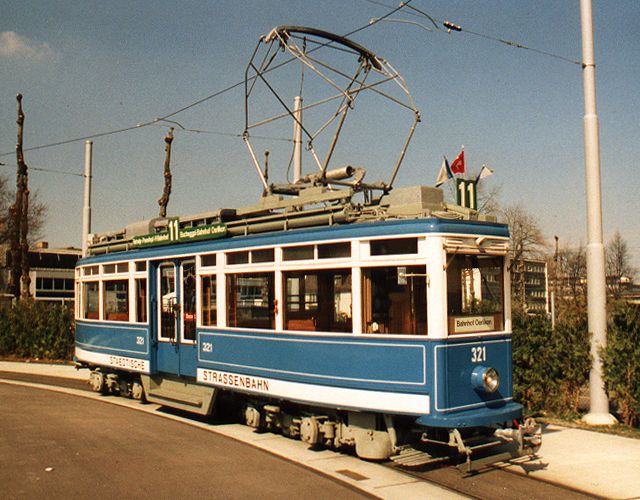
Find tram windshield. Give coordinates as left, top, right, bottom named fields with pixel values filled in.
left=446, top=254, right=504, bottom=334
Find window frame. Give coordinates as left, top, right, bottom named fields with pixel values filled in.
left=226, top=271, right=276, bottom=331
left=102, top=278, right=130, bottom=323
left=445, top=252, right=506, bottom=336
left=81, top=279, right=100, bottom=320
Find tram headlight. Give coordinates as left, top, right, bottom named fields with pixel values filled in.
left=471, top=366, right=500, bottom=393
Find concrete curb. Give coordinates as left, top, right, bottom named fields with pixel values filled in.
left=0, top=360, right=86, bottom=380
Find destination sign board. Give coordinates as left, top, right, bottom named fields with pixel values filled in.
left=452, top=315, right=495, bottom=334
left=132, top=218, right=227, bottom=248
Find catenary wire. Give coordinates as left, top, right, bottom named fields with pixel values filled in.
left=148, top=123, right=294, bottom=142
left=361, top=0, right=582, bottom=66
left=0, top=162, right=85, bottom=178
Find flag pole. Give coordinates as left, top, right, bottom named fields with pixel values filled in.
left=461, top=145, right=465, bottom=180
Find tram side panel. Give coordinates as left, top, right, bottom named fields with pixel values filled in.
left=75, top=321, right=151, bottom=374
left=194, top=329, right=520, bottom=425
left=196, top=328, right=433, bottom=416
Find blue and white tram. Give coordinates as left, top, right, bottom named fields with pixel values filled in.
left=75, top=185, right=540, bottom=470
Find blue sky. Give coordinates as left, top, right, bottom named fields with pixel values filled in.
left=1, top=1, right=639, bottom=269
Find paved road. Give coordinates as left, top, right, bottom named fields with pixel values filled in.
left=2, top=368, right=628, bottom=499
left=0, top=383, right=370, bottom=499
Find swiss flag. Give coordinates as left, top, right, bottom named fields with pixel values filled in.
left=450, top=149, right=465, bottom=174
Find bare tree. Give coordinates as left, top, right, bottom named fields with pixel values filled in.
left=1, top=96, right=47, bottom=297
left=8, top=93, right=31, bottom=299
left=606, top=230, right=635, bottom=298
left=557, top=243, right=588, bottom=304
left=499, top=203, right=546, bottom=309
left=0, top=175, right=47, bottom=245
left=476, top=182, right=502, bottom=214
left=158, top=128, right=174, bottom=218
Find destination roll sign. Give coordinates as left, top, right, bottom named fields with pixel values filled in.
left=132, top=218, right=227, bottom=248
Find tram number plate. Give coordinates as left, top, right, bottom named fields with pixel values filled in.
left=471, top=346, right=487, bottom=363
left=456, top=178, right=477, bottom=210
left=202, top=342, right=213, bottom=353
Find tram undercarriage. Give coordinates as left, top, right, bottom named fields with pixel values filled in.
left=83, top=366, right=540, bottom=472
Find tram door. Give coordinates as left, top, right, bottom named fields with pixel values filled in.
left=154, top=259, right=197, bottom=376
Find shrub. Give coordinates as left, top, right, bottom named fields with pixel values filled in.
left=553, top=309, right=591, bottom=413
left=0, top=300, right=74, bottom=361
left=602, top=302, right=640, bottom=426
left=512, top=309, right=590, bottom=415
left=512, top=311, right=558, bottom=411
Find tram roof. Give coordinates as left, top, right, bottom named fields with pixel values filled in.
left=78, top=216, right=508, bottom=266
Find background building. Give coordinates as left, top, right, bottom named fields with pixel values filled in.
left=1, top=242, right=80, bottom=306
left=511, top=258, right=550, bottom=314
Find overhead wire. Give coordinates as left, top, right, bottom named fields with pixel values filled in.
left=0, top=120, right=157, bottom=158
left=361, top=0, right=582, bottom=66
left=0, top=162, right=84, bottom=178
left=149, top=122, right=293, bottom=142
left=1, top=1, right=412, bottom=162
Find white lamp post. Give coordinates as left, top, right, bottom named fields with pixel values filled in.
left=580, top=0, right=617, bottom=426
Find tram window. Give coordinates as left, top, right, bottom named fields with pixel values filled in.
left=284, top=269, right=352, bottom=333
left=103, top=280, right=129, bottom=322
left=283, top=245, right=314, bottom=261
left=227, top=273, right=274, bottom=330
left=286, top=274, right=318, bottom=313
left=370, top=238, right=418, bottom=256
left=182, top=261, right=197, bottom=341
left=116, top=263, right=129, bottom=273
left=135, top=278, right=147, bottom=323
left=201, top=253, right=216, bottom=267
left=159, top=265, right=176, bottom=340
left=252, top=248, right=274, bottom=263
left=82, top=282, right=99, bottom=319
left=318, top=242, right=351, bottom=259
left=362, top=266, right=427, bottom=335
left=201, top=275, right=217, bottom=326
left=333, top=274, right=352, bottom=330
left=446, top=254, right=504, bottom=334
left=135, top=261, right=147, bottom=272
left=227, top=250, right=249, bottom=265
left=103, top=264, right=116, bottom=274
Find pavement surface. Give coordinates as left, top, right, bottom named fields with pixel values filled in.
left=2, top=360, right=640, bottom=499
left=1, top=383, right=370, bottom=500
left=0, top=361, right=458, bottom=499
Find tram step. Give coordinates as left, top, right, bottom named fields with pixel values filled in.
left=389, top=446, right=436, bottom=467
left=140, top=374, right=216, bottom=416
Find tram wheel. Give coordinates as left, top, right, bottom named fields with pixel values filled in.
left=119, top=378, right=132, bottom=398
left=89, top=370, right=106, bottom=393
left=131, top=381, right=145, bottom=401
